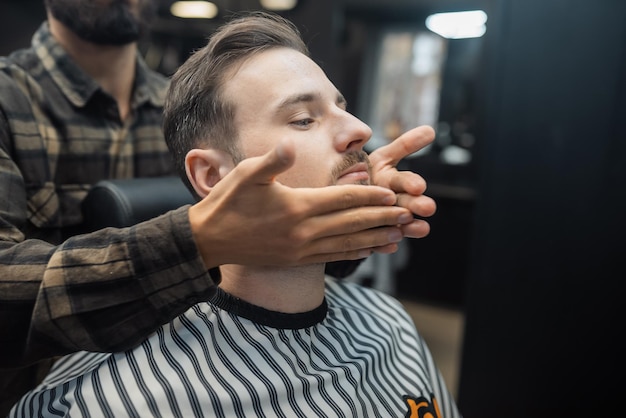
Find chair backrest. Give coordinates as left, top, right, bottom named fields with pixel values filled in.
left=81, top=176, right=195, bottom=230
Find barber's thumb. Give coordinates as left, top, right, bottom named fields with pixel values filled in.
left=255, top=137, right=296, bottom=183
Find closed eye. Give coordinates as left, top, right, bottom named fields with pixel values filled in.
left=290, top=118, right=315, bottom=128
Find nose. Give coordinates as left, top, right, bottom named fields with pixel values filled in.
left=334, top=111, right=372, bottom=152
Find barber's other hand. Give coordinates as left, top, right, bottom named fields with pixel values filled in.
left=368, top=125, right=437, bottom=239
left=189, top=138, right=414, bottom=268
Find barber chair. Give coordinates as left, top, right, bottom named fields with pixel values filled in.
left=81, top=176, right=195, bottom=230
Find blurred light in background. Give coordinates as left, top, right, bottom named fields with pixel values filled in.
left=426, top=10, right=487, bottom=39
left=170, top=1, right=219, bottom=19
left=260, top=0, right=298, bottom=11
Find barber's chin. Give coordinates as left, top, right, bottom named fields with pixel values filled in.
left=335, top=171, right=370, bottom=185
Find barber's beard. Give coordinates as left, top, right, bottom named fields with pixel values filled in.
left=331, top=151, right=372, bottom=185
left=46, top=0, right=156, bottom=45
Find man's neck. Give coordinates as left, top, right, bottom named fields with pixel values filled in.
left=218, top=265, right=327, bottom=314
left=47, top=15, right=137, bottom=121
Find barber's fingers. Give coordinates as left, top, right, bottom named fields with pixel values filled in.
left=384, top=170, right=428, bottom=198
left=233, top=137, right=296, bottom=185
left=299, top=216, right=431, bottom=264
left=370, top=125, right=436, bottom=168
left=296, top=205, right=413, bottom=241
left=297, top=225, right=406, bottom=264
left=396, top=192, right=437, bottom=219
left=291, top=185, right=399, bottom=218
left=400, top=219, right=431, bottom=239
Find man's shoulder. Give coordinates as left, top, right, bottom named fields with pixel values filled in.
left=0, top=55, right=38, bottom=115
left=0, top=47, right=43, bottom=106
left=0, top=46, right=40, bottom=75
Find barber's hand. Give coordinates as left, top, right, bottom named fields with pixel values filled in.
left=326, top=126, right=437, bottom=278
left=189, top=138, right=414, bottom=268
left=368, top=125, right=437, bottom=239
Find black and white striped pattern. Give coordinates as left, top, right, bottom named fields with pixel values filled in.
left=9, top=277, right=460, bottom=417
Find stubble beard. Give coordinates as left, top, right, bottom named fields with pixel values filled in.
left=331, top=150, right=372, bottom=186
left=46, top=0, right=156, bottom=45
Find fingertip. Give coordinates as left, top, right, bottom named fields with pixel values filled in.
left=249, top=138, right=296, bottom=183
left=382, top=192, right=397, bottom=206
left=401, top=173, right=427, bottom=195
left=401, top=219, right=431, bottom=239
left=372, top=186, right=399, bottom=206
left=422, top=124, right=436, bottom=138
left=275, top=137, right=296, bottom=165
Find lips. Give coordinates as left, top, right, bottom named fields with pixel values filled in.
left=336, top=162, right=371, bottom=184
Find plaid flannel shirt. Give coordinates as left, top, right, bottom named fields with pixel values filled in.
left=0, top=23, right=216, bottom=412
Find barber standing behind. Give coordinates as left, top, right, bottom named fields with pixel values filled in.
left=0, top=0, right=437, bottom=413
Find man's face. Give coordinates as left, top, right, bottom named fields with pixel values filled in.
left=45, top=0, right=156, bottom=45
left=222, top=47, right=373, bottom=188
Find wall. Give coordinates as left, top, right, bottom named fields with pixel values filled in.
left=458, top=0, right=626, bottom=415
left=0, top=0, right=45, bottom=55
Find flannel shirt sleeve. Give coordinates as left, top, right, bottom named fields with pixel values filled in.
left=0, top=181, right=217, bottom=367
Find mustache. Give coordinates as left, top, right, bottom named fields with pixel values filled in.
left=331, top=151, right=372, bottom=182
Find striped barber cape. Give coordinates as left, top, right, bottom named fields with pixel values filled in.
left=9, top=277, right=461, bottom=418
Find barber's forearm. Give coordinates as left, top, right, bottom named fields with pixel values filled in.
left=1, top=207, right=216, bottom=367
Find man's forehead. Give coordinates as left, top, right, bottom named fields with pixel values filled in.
left=232, top=48, right=323, bottom=85
left=223, top=48, right=337, bottom=109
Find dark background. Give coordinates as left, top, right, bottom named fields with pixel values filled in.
left=2, top=0, right=625, bottom=415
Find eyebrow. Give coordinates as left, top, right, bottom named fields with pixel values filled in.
left=275, top=92, right=348, bottom=112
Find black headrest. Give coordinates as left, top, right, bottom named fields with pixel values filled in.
left=82, top=176, right=195, bottom=230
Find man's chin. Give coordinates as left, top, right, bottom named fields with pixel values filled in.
left=83, top=32, right=140, bottom=46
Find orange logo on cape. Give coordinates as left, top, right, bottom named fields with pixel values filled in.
left=403, top=393, right=442, bottom=418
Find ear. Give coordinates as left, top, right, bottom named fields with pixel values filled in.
left=185, top=148, right=235, bottom=198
